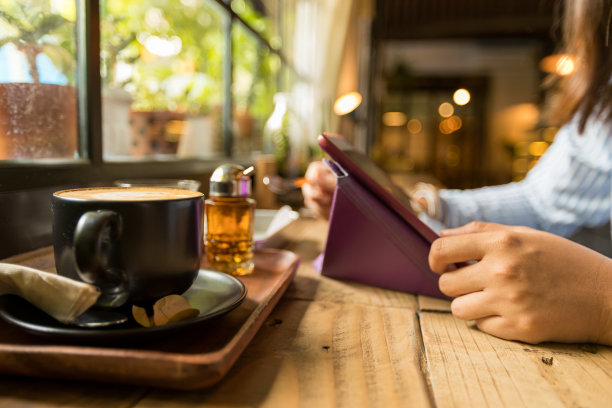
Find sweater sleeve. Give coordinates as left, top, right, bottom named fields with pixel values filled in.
left=438, top=117, right=611, bottom=237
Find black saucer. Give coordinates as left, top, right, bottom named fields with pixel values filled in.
left=0, top=269, right=246, bottom=343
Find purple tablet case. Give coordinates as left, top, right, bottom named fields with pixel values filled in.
left=316, top=160, right=446, bottom=298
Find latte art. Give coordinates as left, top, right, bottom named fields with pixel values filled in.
left=55, top=187, right=202, bottom=201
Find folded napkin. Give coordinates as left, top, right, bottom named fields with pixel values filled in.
left=264, top=205, right=299, bottom=237
left=0, top=263, right=100, bottom=324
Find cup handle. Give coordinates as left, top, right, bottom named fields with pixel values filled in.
left=74, top=210, right=129, bottom=307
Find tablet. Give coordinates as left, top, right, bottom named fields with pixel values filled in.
left=318, top=132, right=439, bottom=244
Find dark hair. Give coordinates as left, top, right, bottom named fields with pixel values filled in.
left=549, top=0, right=612, bottom=132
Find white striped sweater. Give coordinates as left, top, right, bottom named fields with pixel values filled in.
left=439, top=114, right=612, bottom=238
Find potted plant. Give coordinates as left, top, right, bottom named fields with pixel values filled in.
left=98, top=0, right=277, bottom=159
left=104, top=1, right=226, bottom=158
left=0, top=2, right=77, bottom=160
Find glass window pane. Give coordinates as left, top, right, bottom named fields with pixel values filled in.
left=101, top=0, right=225, bottom=160
left=0, top=0, right=78, bottom=161
left=231, top=22, right=278, bottom=155
left=231, top=0, right=273, bottom=43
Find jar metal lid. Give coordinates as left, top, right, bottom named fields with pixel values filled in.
left=209, top=164, right=254, bottom=197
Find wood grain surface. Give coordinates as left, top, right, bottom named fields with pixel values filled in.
left=1, top=216, right=611, bottom=407
left=420, top=311, right=612, bottom=408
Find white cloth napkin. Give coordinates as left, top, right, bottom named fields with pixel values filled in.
left=264, top=205, right=299, bottom=237
left=0, top=263, right=100, bottom=324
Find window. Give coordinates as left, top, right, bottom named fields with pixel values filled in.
left=0, top=0, right=302, bottom=257
left=0, top=0, right=297, bottom=172
left=101, top=0, right=227, bottom=160
left=0, top=0, right=78, bottom=160
left=231, top=19, right=279, bottom=155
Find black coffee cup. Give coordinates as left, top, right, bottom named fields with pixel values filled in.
left=52, top=187, right=204, bottom=308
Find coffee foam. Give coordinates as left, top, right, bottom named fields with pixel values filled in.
left=56, top=187, right=202, bottom=201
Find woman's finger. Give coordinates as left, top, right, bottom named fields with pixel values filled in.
left=302, top=183, right=333, bottom=206
left=437, top=262, right=486, bottom=297
left=429, top=233, right=489, bottom=273
left=473, top=316, right=511, bottom=340
left=305, top=161, right=336, bottom=193
left=303, top=195, right=331, bottom=219
left=449, top=290, right=498, bottom=321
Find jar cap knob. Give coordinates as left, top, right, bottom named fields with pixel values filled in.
left=209, top=164, right=254, bottom=197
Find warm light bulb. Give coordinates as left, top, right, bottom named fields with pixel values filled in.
left=334, top=92, right=362, bottom=116
left=382, top=112, right=407, bottom=127
left=438, top=102, right=454, bottom=118
left=555, top=55, right=576, bottom=76
left=528, top=141, right=549, bottom=157
left=453, top=89, right=470, bottom=106
left=407, top=119, right=423, bottom=134
left=540, top=54, right=577, bottom=76
left=439, top=116, right=462, bottom=134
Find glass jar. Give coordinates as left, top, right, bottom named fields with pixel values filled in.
left=205, top=164, right=255, bottom=276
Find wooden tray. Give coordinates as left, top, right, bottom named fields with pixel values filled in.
left=0, top=247, right=300, bottom=390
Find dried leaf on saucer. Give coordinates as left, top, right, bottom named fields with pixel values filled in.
left=132, top=294, right=199, bottom=327
left=132, top=305, right=153, bottom=327
left=153, top=294, right=199, bottom=326
left=166, top=306, right=200, bottom=324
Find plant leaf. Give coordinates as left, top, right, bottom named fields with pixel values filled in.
left=0, top=37, right=21, bottom=48
left=34, top=14, right=69, bottom=38
left=41, top=44, right=75, bottom=73
left=0, top=9, right=29, bottom=33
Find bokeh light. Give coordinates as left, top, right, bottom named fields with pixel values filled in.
left=334, top=91, right=362, bottom=115
left=407, top=118, right=423, bottom=134
left=528, top=141, right=549, bottom=157
left=438, top=102, right=454, bottom=118
left=555, top=55, right=576, bottom=76
left=453, top=88, right=471, bottom=105
left=439, top=115, right=462, bottom=134
left=540, top=54, right=577, bottom=76
left=382, top=111, right=407, bottom=127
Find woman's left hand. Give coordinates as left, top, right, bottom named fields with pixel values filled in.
left=428, top=221, right=612, bottom=345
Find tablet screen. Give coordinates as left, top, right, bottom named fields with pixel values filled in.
left=318, top=133, right=438, bottom=243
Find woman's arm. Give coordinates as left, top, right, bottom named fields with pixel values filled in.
left=440, top=117, right=611, bottom=236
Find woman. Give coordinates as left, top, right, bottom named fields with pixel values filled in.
left=302, top=0, right=612, bottom=344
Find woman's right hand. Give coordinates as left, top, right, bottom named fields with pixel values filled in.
left=429, top=221, right=612, bottom=345
left=301, top=161, right=337, bottom=219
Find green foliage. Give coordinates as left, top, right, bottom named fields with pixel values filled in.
left=102, top=0, right=227, bottom=114
left=232, top=24, right=278, bottom=118
left=100, top=0, right=278, bottom=117
left=231, top=1, right=278, bottom=125
left=100, top=14, right=137, bottom=87
left=231, top=0, right=273, bottom=41
left=0, top=0, right=280, bottom=118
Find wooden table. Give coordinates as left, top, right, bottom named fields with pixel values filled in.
left=1, top=216, right=612, bottom=407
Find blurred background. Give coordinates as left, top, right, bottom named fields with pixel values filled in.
left=0, top=0, right=575, bottom=255
left=350, top=0, right=562, bottom=189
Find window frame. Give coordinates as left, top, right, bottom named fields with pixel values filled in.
left=0, top=0, right=292, bottom=192
left=0, top=0, right=294, bottom=258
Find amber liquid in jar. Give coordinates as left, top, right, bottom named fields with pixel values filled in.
left=205, top=196, right=255, bottom=275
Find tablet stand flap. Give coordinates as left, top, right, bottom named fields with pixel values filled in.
left=318, top=161, right=446, bottom=298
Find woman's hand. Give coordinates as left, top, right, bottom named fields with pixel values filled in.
left=410, top=182, right=441, bottom=219
left=429, top=221, right=612, bottom=345
left=301, top=161, right=337, bottom=219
